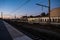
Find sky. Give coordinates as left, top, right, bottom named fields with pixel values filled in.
left=0, top=0, right=60, bottom=18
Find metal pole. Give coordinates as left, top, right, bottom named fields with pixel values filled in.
left=1, top=12, right=3, bottom=19
left=48, top=0, right=51, bottom=23
left=26, top=14, right=28, bottom=22
left=15, top=14, right=16, bottom=19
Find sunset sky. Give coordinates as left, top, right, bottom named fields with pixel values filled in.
left=0, top=0, right=60, bottom=18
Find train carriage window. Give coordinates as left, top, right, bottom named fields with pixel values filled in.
left=45, top=19, right=46, bottom=22
left=53, top=19, right=54, bottom=22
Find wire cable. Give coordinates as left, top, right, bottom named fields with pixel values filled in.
left=10, top=0, right=31, bottom=13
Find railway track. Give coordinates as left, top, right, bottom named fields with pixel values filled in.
left=4, top=20, right=60, bottom=40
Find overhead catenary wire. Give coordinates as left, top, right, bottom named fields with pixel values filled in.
left=10, top=0, right=31, bottom=14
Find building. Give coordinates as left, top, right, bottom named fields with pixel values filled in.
left=27, top=7, right=60, bottom=23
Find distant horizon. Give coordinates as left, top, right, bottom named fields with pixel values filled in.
left=0, top=0, right=60, bottom=19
